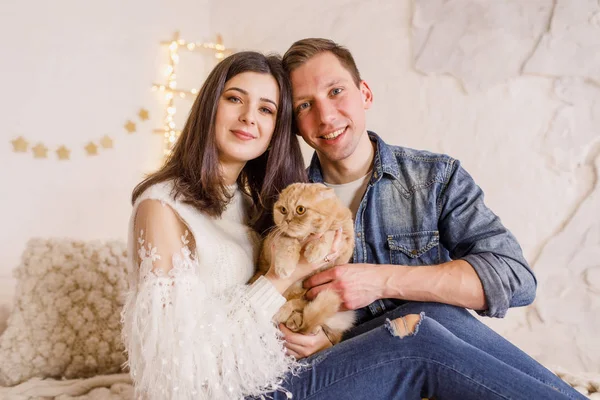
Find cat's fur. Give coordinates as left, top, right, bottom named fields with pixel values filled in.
left=252, top=183, right=356, bottom=344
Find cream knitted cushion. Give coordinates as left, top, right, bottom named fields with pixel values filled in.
left=0, top=238, right=129, bottom=386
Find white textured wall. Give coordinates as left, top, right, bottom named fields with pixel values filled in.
left=0, top=0, right=212, bottom=304
left=209, top=0, right=600, bottom=373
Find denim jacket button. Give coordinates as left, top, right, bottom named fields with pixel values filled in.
left=411, top=250, right=418, bottom=255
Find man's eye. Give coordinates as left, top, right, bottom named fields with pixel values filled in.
left=331, top=88, right=343, bottom=96
left=296, top=102, right=310, bottom=113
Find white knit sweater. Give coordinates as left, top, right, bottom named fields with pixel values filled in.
left=121, top=181, right=297, bottom=399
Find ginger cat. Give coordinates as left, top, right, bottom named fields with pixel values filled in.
left=252, top=183, right=356, bottom=344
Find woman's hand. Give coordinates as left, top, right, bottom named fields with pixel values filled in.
left=266, top=228, right=343, bottom=294
left=280, top=324, right=332, bottom=359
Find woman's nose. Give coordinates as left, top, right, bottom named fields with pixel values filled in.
left=239, top=107, right=256, bottom=125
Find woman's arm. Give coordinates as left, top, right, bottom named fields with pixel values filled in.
left=121, top=200, right=297, bottom=400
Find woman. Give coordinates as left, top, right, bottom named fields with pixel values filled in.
left=121, top=52, right=338, bottom=399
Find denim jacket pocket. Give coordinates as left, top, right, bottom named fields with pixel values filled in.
left=387, top=231, right=440, bottom=265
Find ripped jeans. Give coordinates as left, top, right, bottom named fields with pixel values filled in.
left=253, top=302, right=587, bottom=400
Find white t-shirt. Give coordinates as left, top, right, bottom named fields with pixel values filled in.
left=324, top=170, right=372, bottom=218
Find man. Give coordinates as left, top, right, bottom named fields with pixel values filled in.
left=267, top=38, right=585, bottom=400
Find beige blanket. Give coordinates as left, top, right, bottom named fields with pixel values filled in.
left=0, top=370, right=598, bottom=399
left=0, top=374, right=132, bottom=399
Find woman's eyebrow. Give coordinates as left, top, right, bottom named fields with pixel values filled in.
left=224, top=87, right=278, bottom=108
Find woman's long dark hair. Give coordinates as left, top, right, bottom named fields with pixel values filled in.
left=132, top=51, right=306, bottom=234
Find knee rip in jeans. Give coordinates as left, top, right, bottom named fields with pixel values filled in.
left=385, top=312, right=424, bottom=338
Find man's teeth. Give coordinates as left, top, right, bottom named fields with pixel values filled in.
left=322, top=127, right=345, bottom=140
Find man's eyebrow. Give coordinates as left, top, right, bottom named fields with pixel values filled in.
left=293, top=79, right=346, bottom=103
left=324, top=79, right=343, bottom=88
left=224, top=87, right=278, bottom=108
left=293, top=94, right=309, bottom=104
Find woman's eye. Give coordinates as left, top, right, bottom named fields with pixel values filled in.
left=227, top=96, right=241, bottom=103
left=296, top=206, right=306, bottom=215
left=260, top=107, right=274, bottom=115
left=280, top=206, right=287, bottom=214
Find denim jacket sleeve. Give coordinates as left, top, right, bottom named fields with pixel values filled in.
left=437, top=160, right=537, bottom=318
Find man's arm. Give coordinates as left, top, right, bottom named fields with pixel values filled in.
left=381, top=259, right=486, bottom=309
left=437, top=160, right=536, bottom=317
left=304, top=259, right=486, bottom=311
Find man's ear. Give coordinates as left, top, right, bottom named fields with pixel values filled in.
left=359, top=80, right=373, bottom=110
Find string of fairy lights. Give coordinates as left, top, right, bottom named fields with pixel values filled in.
left=9, top=31, right=232, bottom=160
left=152, top=31, right=232, bottom=156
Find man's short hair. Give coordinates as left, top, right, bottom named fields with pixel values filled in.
left=282, top=38, right=362, bottom=87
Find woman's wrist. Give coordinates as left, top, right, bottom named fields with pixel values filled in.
left=264, top=270, right=293, bottom=295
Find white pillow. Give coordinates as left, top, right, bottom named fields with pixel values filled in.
left=0, top=238, right=129, bottom=386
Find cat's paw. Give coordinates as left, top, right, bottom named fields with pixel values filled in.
left=303, top=239, right=329, bottom=264
left=286, top=311, right=304, bottom=332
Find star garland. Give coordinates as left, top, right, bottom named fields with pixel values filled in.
left=10, top=32, right=232, bottom=161
left=9, top=108, right=150, bottom=160
left=152, top=31, right=233, bottom=156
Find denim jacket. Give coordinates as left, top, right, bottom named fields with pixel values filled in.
left=307, top=131, right=536, bottom=318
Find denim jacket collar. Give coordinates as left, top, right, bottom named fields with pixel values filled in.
left=307, top=131, right=400, bottom=184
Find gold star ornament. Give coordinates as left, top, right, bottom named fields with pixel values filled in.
left=138, top=108, right=149, bottom=121
left=11, top=137, right=29, bottom=152
left=85, top=142, right=98, bottom=156
left=124, top=120, right=136, bottom=133
left=32, top=143, right=48, bottom=159
left=100, top=135, right=113, bottom=149
left=56, top=146, right=70, bottom=160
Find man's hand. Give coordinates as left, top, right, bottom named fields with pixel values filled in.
left=280, top=324, right=332, bottom=359
left=303, top=263, right=388, bottom=310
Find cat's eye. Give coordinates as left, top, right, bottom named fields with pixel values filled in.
left=296, top=205, right=306, bottom=215
left=280, top=206, right=287, bottom=214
